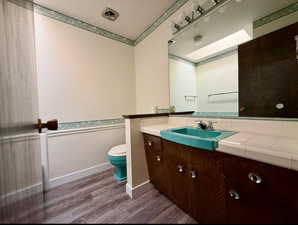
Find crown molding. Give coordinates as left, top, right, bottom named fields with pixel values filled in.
left=9, top=0, right=298, bottom=47
left=134, top=0, right=189, bottom=46
left=254, top=2, right=298, bottom=29
left=196, top=48, right=238, bottom=66
left=13, top=0, right=189, bottom=46
left=33, top=3, right=135, bottom=46
left=169, top=54, right=196, bottom=66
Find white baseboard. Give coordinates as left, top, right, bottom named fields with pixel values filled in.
left=0, top=183, right=43, bottom=207
left=47, top=163, right=113, bottom=190
left=126, top=180, right=153, bottom=199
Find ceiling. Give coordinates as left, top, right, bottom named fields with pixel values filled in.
left=169, top=0, right=298, bottom=62
left=34, top=0, right=177, bottom=40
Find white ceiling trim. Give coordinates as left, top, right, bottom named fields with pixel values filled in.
left=12, top=0, right=298, bottom=47
left=30, top=0, right=189, bottom=46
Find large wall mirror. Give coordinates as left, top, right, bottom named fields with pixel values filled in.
left=169, top=0, right=298, bottom=118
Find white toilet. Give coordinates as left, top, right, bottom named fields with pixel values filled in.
left=107, top=144, right=127, bottom=181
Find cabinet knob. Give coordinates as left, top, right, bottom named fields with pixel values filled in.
left=248, top=173, right=262, bottom=184
left=229, top=190, right=240, bottom=200
left=156, top=155, right=161, bottom=162
left=147, top=141, right=152, bottom=147
left=276, top=103, right=285, bottom=110
left=190, top=171, right=197, bottom=179
left=177, top=165, right=184, bottom=173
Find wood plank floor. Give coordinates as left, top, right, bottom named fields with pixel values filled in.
left=1, top=169, right=197, bottom=224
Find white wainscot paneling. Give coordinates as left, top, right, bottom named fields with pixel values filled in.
left=43, top=125, right=125, bottom=190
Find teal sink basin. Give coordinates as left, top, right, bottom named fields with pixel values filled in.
left=160, top=127, right=237, bottom=151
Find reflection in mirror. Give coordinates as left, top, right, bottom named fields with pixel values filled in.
left=169, top=0, right=298, bottom=118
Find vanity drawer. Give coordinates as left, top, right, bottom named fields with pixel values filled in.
left=224, top=154, right=277, bottom=185
left=143, top=133, right=162, bottom=152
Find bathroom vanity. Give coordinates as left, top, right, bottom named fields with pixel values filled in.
left=143, top=133, right=298, bottom=224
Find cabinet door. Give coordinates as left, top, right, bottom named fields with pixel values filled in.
left=143, top=134, right=168, bottom=194
left=187, top=147, right=226, bottom=224
left=239, top=22, right=298, bottom=118
left=224, top=155, right=290, bottom=224
left=266, top=165, right=298, bottom=224
left=225, top=179, right=285, bottom=224
left=163, top=140, right=191, bottom=213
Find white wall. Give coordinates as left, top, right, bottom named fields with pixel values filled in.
left=196, top=53, right=239, bottom=113
left=34, top=14, right=135, bottom=189
left=169, top=58, right=197, bottom=112
left=35, top=14, right=136, bottom=123
left=134, top=2, right=193, bottom=113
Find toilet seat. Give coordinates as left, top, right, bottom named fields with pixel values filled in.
left=108, top=144, right=126, bottom=157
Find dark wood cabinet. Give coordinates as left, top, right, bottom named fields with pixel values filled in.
left=143, top=134, right=169, bottom=195
left=143, top=134, right=298, bottom=224
left=152, top=137, right=226, bottom=224
left=239, top=22, right=298, bottom=118
left=224, top=155, right=290, bottom=224
left=163, top=140, right=191, bottom=212
left=186, top=145, right=226, bottom=224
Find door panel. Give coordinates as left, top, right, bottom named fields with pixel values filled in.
left=0, top=0, right=43, bottom=223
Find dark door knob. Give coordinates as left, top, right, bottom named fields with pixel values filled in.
left=35, top=119, right=58, bottom=133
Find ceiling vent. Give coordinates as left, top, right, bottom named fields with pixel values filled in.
left=102, top=8, right=119, bottom=21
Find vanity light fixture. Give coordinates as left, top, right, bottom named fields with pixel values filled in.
left=195, top=5, right=205, bottom=15
left=170, top=21, right=181, bottom=32
left=172, top=0, right=223, bottom=34
left=212, top=0, right=221, bottom=5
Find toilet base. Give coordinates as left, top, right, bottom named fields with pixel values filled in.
left=108, top=155, right=127, bottom=182
left=114, top=167, right=127, bottom=182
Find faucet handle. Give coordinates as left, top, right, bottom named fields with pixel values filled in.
left=208, top=121, right=218, bottom=124
left=207, top=121, right=218, bottom=130
left=195, top=120, right=208, bottom=130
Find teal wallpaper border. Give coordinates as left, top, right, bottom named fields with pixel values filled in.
left=33, top=3, right=135, bottom=46
left=8, top=0, right=34, bottom=10
left=134, top=0, right=189, bottom=45
left=169, top=48, right=238, bottom=67
left=196, top=48, right=238, bottom=66
left=14, top=0, right=189, bottom=47
left=192, top=112, right=239, bottom=117
left=254, top=2, right=298, bottom=29
left=58, top=118, right=125, bottom=131
left=169, top=54, right=196, bottom=66
left=173, top=113, right=298, bottom=122
left=13, top=0, right=298, bottom=47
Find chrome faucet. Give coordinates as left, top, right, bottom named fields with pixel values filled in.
left=196, top=120, right=217, bottom=130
